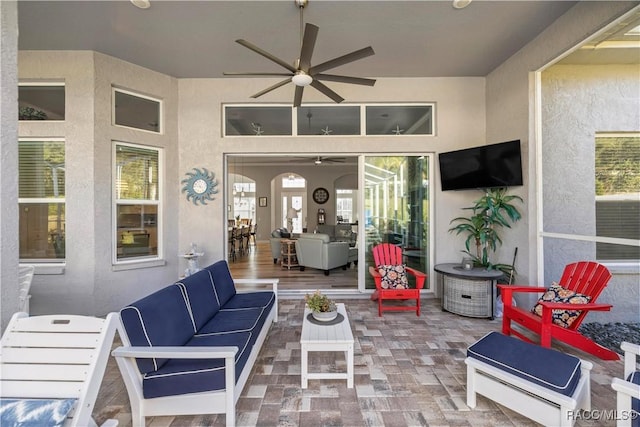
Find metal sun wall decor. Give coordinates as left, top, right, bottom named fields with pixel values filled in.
left=181, top=167, right=219, bottom=205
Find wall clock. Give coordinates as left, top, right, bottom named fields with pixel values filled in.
left=181, top=167, right=218, bottom=205
left=312, top=187, right=329, bottom=204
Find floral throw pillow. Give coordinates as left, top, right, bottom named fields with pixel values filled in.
left=377, top=264, right=409, bottom=289
left=531, top=282, right=591, bottom=328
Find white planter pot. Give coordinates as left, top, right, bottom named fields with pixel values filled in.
left=312, top=310, right=338, bottom=322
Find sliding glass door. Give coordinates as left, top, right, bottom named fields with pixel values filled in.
left=362, top=155, right=433, bottom=290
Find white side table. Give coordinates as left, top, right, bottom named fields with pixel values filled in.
left=300, top=302, right=354, bottom=388
left=182, top=251, right=204, bottom=276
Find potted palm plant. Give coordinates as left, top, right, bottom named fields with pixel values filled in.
left=448, top=187, right=523, bottom=276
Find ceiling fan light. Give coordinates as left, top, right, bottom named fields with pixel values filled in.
left=130, top=0, right=151, bottom=9
left=314, top=158, right=322, bottom=165
left=292, top=72, right=313, bottom=87
left=452, top=0, right=472, bottom=9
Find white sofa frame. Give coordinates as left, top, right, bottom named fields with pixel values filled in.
left=112, top=278, right=278, bottom=427
left=466, top=356, right=592, bottom=427
left=611, top=341, right=640, bottom=427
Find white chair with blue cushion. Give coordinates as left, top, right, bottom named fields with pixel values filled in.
left=611, top=341, right=640, bottom=427
left=0, top=312, right=119, bottom=427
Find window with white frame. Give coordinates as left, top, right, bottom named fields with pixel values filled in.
left=19, top=139, right=66, bottom=261
left=336, top=189, right=355, bottom=223
left=114, top=143, right=161, bottom=261
left=19, top=83, right=65, bottom=121
left=595, top=133, right=640, bottom=260
left=113, top=88, right=162, bottom=133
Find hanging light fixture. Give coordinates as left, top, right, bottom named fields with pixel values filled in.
left=232, top=157, right=237, bottom=195
left=240, top=157, right=245, bottom=197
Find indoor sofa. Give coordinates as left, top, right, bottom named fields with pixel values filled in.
left=112, top=260, right=278, bottom=427
left=295, top=232, right=350, bottom=275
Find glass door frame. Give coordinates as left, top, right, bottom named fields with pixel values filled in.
left=357, top=154, right=435, bottom=293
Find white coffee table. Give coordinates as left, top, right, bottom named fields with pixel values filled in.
left=300, top=302, right=354, bottom=388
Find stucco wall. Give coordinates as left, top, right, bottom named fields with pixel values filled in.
left=178, top=77, right=488, bottom=268
left=541, top=64, right=640, bottom=323
left=18, top=51, right=180, bottom=316
left=486, top=0, right=638, bottom=298
left=1, top=0, right=19, bottom=330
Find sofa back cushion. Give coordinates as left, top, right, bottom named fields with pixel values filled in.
left=204, top=260, right=237, bottom=307
left=177, top=269, right=221, bottom=331
left=120, top=284, right=195, bottom=373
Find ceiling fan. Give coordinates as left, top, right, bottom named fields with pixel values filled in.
left=223, top=0, right=376, bottom=107
left=312, top=156, right=345, bottom=165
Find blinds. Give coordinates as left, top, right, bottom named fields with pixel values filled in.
left=115, top=144, right=159, bottom=200
left=595, top=135, right=640, bottom=260
left=18, top=140, right=65, bottom=199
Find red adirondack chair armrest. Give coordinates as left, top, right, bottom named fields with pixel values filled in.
left=405, top=267, right=427, bottom=289
left=538, top=301, right=613, bottom=312
left=497, top=285, right=548, bottom=293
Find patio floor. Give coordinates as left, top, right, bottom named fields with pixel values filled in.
left=94, top=297, right=624, bottom=426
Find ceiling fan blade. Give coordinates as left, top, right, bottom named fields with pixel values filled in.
left=314, top=74, right=376, bottom=86
left=224, top=72, right=293, bottom=77
left=293, top=86, right=304, bottom=108
left=236, top=39, right=297, bottom=73
left=298, top=23, right=319, bottom=72
left=310, top=80, right=344, bottom=104
left=309, top=46, right=375, bottom=75
left=250, top=78, right=291, bottom=98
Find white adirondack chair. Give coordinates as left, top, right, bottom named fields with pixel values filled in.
left=0, top=312, right=118, bottom=427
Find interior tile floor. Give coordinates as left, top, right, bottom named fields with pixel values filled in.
left=95, top=298, right=625, bottom=426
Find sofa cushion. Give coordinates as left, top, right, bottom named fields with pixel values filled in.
left=196, top=307, right=264, bottom=336
left=177, top=269, right=221, bottom=331
left=120, top=284, right=195, bottom=374
left=224, top=291, right=276, bottom=311
left=467, top=331, right=582, bottom=397
left=378, top=264, right=409, bottom=289
left=204, top=260, right=237, bottom=307
left=531, top=282, right=591, bottom=328
left=141, top=331, right=252, bottom=398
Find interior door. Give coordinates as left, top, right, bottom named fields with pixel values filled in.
left=361, top=155, right=433, bottom=291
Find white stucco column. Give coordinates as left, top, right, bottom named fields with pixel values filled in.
left=0, top=0, right=20, bottom=330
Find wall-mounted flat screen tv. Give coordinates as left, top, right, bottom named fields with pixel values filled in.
left=439, top=140, right=523, bottom=191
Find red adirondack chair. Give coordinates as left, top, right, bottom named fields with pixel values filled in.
left=368, top=243, right=427, bottom=316
left=498, top=261, right=619, bottom=360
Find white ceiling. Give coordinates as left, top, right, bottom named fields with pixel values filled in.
left=18, top=0, right=585, bottom=79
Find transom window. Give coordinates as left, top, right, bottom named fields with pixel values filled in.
left=113, top=88, right=162, bottom=133
left=223, top=103, right=435, bottom=137
left=18, top=83, right=65, bottom=121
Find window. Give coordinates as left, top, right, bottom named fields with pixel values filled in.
left=19, top=83, right=65, bottom=121
left=19, top=139, right=66, bottom=260
left=595, top=134, right=640, bottom=260
left=232, top=182, right=255, bottom=221
left=114, top=143, right=161, bottom=261
left=365, top=105, right=434, bottom=135
left=222, top=103, right=435, bottom=136
left=113, top=88, right=162, bottom=133
left=336, top=189, right=355, bottom=223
